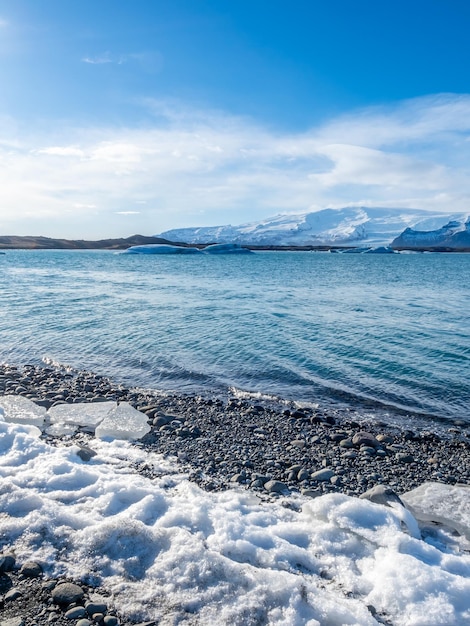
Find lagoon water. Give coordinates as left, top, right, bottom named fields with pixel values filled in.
left=0, top=249, right=469, bottom=425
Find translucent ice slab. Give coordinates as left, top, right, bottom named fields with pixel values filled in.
left=48, top=402, right=117, bottom=429
left=94, top=403, right=151, bottom=440
left=0, top=395, right=46, bottom=429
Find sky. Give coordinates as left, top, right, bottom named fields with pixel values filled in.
left=0, top=0, right=470, bottom=238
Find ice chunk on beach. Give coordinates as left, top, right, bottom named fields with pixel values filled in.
left=94, top=402, right=150, bottom=440
left=0, top=395, right=46, bottom=429
left=402, top=482, right=470, bottom=543
left=48, top=402, right=117, bottom=430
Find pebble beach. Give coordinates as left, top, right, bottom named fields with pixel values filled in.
left=1, top=362, right=469, bottom=626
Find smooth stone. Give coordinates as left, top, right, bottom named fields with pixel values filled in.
left=85, top=602, right=108, bottom=616
left=311, top=468, right=335, bottom=482
left=230, top=473, right=246, bottom=483
left=396, top=453, right=415, bottom=463
left=65, top=607, right=86, bottom=620
left=52, top=582, right=85, bottom=605
left=5, top=589, right=23, bottom=602
left=103, top=617, right=119, bottom=626
left=301, top=488, right=322, bottom=498
left=352, top=432, right=380, bottom=448
left=0, top=554, right=16, bottom=572
left=76, top=446, right=97, bottom=462
left=264, top=479, right=288, bottom=494
left=19, top=561, right=43, bottom=577
left=376, top=434, right=394, bottom=444
left=76, top=621, right=92, bottom=626
left=339, top=438, right=354, bottom=448
left=359, top=485, right=405, bottom=508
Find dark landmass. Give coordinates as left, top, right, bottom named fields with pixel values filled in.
left=0, top=234, right=174, bottom=250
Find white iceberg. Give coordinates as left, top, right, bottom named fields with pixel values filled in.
left=94, top=402, right=151, bottom=440
left=0, top=395, right=46, bottom=429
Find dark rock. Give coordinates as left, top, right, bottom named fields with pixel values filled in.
left=0, top=555, right=16, bottom=573
left=19, top=561, right=43, bottom=578
left=51, top=582, right=85, bottom=606
left=76, top=446, right=97, bottom=462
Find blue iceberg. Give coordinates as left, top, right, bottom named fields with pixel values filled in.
left=122, top=244, right=203, bottom=255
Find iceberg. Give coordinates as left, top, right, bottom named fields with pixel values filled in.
left=122, top=244, right=202, bottom=254
left=203, top=243, right=252, bottom=254
left=0, top=395, right=46, bottom=429
left=94, top=402, right=151, bottom=440
left=363, top=246, right=396, bottom=254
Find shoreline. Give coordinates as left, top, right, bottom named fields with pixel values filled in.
left=1, top=362, right=469, bottom=625
left=1, top=363, right=469, bottom=498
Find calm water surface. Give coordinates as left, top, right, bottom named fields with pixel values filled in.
left=0, top=250, right=469, bottom=425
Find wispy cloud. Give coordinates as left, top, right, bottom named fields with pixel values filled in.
left=82, top=52, right=113, bottom=65
left=81, top=51, right=162, bottom=72
left=1, top=94, right=470, bottom=237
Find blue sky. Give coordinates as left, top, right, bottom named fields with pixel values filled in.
left=1, top=0, right=470, bottom=238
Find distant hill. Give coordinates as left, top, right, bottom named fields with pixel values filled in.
left=157, top=207, right=470, bottom=248
left=0, top=234, right=173, bottom=250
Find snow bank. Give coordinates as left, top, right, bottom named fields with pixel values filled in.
left=0, top=417, right=469, bottom=626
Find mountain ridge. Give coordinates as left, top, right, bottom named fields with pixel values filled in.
left=157, top=207, right=470, bottom=248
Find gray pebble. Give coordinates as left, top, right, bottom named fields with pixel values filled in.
left=19, top=561, right=43, bottom=577
left=0, top=554, right=16, bottom=572
left=396, top=453, right=414, bottom=463
left=65, top=607, right=86, bottom=620
left=5, top=588, right=23, bottom=602
left=85, top=602, right=108, bottom=615
left=311, top=468, right=335, bottom=482
left=52, top=582, right=85, bottom=606
left=264, top=479, right=288, bottom=494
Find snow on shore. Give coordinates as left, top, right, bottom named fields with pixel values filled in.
left=0, top=411, right=469, bottom=625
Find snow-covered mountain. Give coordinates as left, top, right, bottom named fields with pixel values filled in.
left=391, top=218, right=470, bottom=251
left=157, top=207, right=470, bottom=247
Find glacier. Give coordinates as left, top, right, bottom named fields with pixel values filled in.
left=157, top=207, right=470, bottom=248
left=391, top=218, right=470, bottom=251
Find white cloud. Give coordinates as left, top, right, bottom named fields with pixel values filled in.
left=1, top=93, right=470, bottom=238
left=37, top=146, right=85, bottom=157
left=82, top=53, right=112, bottom=65
left=81, top=51, right=162, bottom=72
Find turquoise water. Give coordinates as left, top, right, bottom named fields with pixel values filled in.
left=0, top=249, right=469, bottom=424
